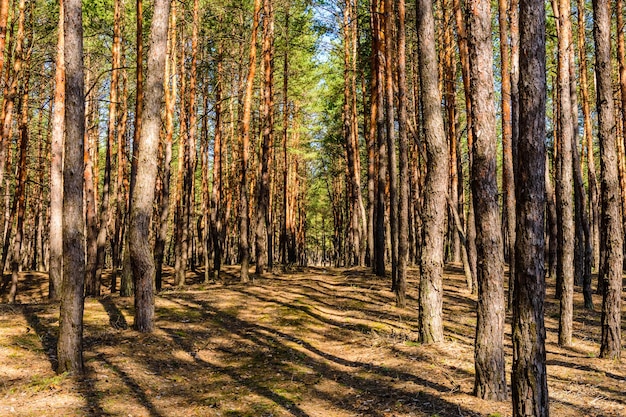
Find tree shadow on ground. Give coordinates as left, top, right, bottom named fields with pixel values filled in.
left=98, top=297, right=128, bottom=330
left=159, top=293, right=483, bottom=416
left=20, top=304, right=109, bottom=416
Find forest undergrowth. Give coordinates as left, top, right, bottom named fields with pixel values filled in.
left=1, top=266, right=624, bottom=417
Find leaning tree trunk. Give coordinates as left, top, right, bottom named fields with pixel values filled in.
left=511, top=0, right=550, bottom=412
left=467, top=0, right=507, bottom=400
left=129, top=0, right=170, bottom=333
left=416, top=0, right=448, bottom=344
left=593, top=0, right=623, bottom=360
left=57, top=0, right=86, bottom=374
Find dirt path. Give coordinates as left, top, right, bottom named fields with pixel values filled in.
left=1, top=266, right=624, bottom=416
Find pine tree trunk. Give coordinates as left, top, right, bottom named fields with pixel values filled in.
left=8, top=63, right=29, bottom=303
left=554, top=0, right=575, bottom=347
left=155, top=3, right=176, bottom=291
left=211, top=30, right=223, bottom=279
left=395, top=0, right=408, bottom=308
left=467, top=0, right=507, bottom=400
left=129, top=0, right=170, bottom=333
left=593, top=0, right=623, bottom=360
left=499, top=0, right=516, bottom=310
left=84, top=80, right=99, bottom=297
left=577, top=0, right=599, bottom=276
left=57, top=0, right=85, bottom=374
left=416, top=0, right=447, bottom=344
left=240, top=0, right=262, bottom=282
left=511, top=0, right=550, bottom=412
left=372, top=0, right=386, bottom=278
left=95, top=0, right=122, bottom=288
left=384, top=0, right=398, bottom=288
left=49, top=0, right=64, bottom=301
left=255, top=0, right=274, bottom=276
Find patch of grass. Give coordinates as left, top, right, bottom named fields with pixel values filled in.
left=12, top=333, right=43, bottom=352
left=405, top=340, right=420, bottom=347
left=489, top=413, right=503, bottom=417
left=28, top=373, right=67, bottom=392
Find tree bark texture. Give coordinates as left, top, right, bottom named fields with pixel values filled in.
left=511, top=0, right=550, bottom=413
left=57, top=0, right=85, bottom=374
left=416, top=0, right=447, bottom=344
left=49, top=0, right=64, bottom=301
left=467, top=0, right=507, bottom=400
left=593, top=0, right=623, bottom=360
left=129, top=0, right=170, bottom=333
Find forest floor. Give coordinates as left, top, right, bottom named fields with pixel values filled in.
left=1, top=265, right=625, bottom=417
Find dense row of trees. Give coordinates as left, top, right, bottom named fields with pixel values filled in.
left=0, top=0, right=623, bottom=414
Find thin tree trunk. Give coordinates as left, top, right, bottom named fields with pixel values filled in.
left=84, top=76, right=99, bottom=297
left=467, top=0, right=507, bottom=400
left=384, top=0, right=398, bottom=288
left=129, top=0, right=170, bottom=333
left=120, top=0, right=145, bottom=296
left=49, top=0, right=64, bottom=301
left=57, top=0, right=85, bottom=374
left=593, top=0, right=623, bottom=360
left=155, top=0, right=176, bottom=290
left=395, top=0, right=408, bottom=308
left=255, top=0, right=274, bottom=276
left=211, top=28, right=223, bottom=279
left=95, top=0, right=122, bottom=288
left=554, top=0, right=575, bottom=347
left=240, top=0, right=262, bottom=283
left=8, top=63, right=29, bottom=303
left=372, top=0, right=386, bottom=278
left=499, top=0, right=516, bottom=310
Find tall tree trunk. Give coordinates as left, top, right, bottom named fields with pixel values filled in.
left=256, top=0, right=274, bottom=275
left=512, top=0, right=549, bottom=412
left=499, top=0, right=516, bottom=309
left=57, top=0, right=85, bottom=374
left=155, top=1, right=176, bottom=290
left=0, top=0, right=26, bottom=225
left=384, top=0, right=398, bottom=288
left=395, top=0, right=408, bottom=307
left=554, top=0, right=575, bottom=347
left=570, top=32, right=593, bottom=308
left=111, top=52, right=128, bottom=293
left=453, top=0, right=477, bottom=290
left=84, top=75, right=99, bottom=297
left=240, top=0, right=262, bottom=283
left=120, top=0, right=145, bottom=297
left=416, top=0, right=447, bottom=343
left=443, top=0, right=459, bottom=265
left=211, top=29, right=223, bottom=279
left=280, top=8, right=290, bottom=266
left=95, top=0, right=122, bottom=288
left=49, top=0, right=64, bottom=301
left=577, top=0, right=599, bottom=275
left=129, top=0, right=170, bottom=333
left=8, top=63, right=29, bottom=303
left=593, top=0, right=623, bottom=360
left=372, top=0, right=386, bottom=277
left=467, top=0, right=507, bottom=400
